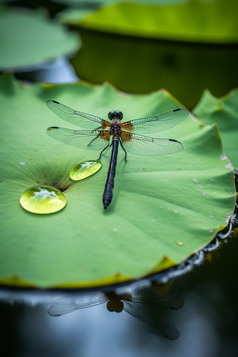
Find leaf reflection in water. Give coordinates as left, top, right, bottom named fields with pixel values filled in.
left=47, top=287, right=183, bottom=340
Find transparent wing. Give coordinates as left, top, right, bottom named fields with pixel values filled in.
left=121, top=132, right=183, bottom=156
left=122, top=108, right=189, bottom=134
left=46, top=100, right=111, bottom=129
left=47, top=293, right=109, bottom=317
left=129, top=292, right=184, bottom=309
left=124, top=302, right=180, bottom=340
left=46, top=126, right=110, bottom=150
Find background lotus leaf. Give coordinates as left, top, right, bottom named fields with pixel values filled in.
left=193, top=89, right=238, bottom=170
left=53, top=0, right=187, bottom=6
left=58, top=0, right=238, bottom=43
left=0, top=74, right=235, bottom=288
left=0, top=7, right=80, bottom=70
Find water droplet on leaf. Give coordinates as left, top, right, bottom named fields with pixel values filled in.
left=20, top=185, right=66, bottom=214
left=70, top=160, right=102, bottom=181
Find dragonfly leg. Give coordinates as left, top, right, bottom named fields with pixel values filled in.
left=98, top=143, right=110, bottom=160
left=87, top=134, right=100, bottom=147
left=120, top=140, right=127, bottom=162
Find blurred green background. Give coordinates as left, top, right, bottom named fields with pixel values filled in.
left=71, top=29, right=238, bottom=108
left=1, top=0, right=238, bottom=109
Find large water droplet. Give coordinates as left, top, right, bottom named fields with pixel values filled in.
left=20, top=185, right=66, bottom=214
left=70, top=160, right=102, bottom=181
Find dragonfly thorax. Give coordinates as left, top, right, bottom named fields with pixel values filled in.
left=110, top=122, right=121, bottom=137
left=108, top=110, right=123, bottom=120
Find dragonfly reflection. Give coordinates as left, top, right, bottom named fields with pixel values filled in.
left=47, top=289, right=183, bottom=340
left=46, top=101, right=189, bottom=209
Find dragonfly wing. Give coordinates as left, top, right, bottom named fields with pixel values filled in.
left=121, top=132, right=183, bottom=156
left=130, top=291, right=184, bottom=309
left=122, top=108, right=189, bottom=134
left=124, top=302, right=180, bottom=340
left=47, top=293, right=109, bottom=316
left=46, top=127, right=110, bottom=150
left=46, top=100, right=111, bottom=129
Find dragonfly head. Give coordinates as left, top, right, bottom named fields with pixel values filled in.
left=107, top=300, right=124, bottom=313
left=108, top=110, right=123, bottom=121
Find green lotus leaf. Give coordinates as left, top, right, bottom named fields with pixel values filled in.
left=58, top=0, right=238, bottom=43
left=193, top=89, right=238, bottom=170
left=0, top=74, right=235, bottom=288
left=0, top=7, right=80, bottom=70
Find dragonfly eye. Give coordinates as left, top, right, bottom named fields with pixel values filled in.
left=116, top=111, right=123, bottom=119
left=108, top=110, right=123, bottom=120
left=108, top=111, right=115, bottom=120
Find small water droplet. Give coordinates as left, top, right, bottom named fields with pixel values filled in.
left=20, top=185, right=66, bottom=214
left=20, top=162, right=25, bottom=166
left=70, top=160, right=102, bottom=181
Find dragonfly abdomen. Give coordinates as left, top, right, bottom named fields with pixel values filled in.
left=103, top=137, right=119, bottom=209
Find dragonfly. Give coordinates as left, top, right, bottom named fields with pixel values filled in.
left=47, top=289, right=184, bottom=340
left=46, top=100, right=189, bottom=209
